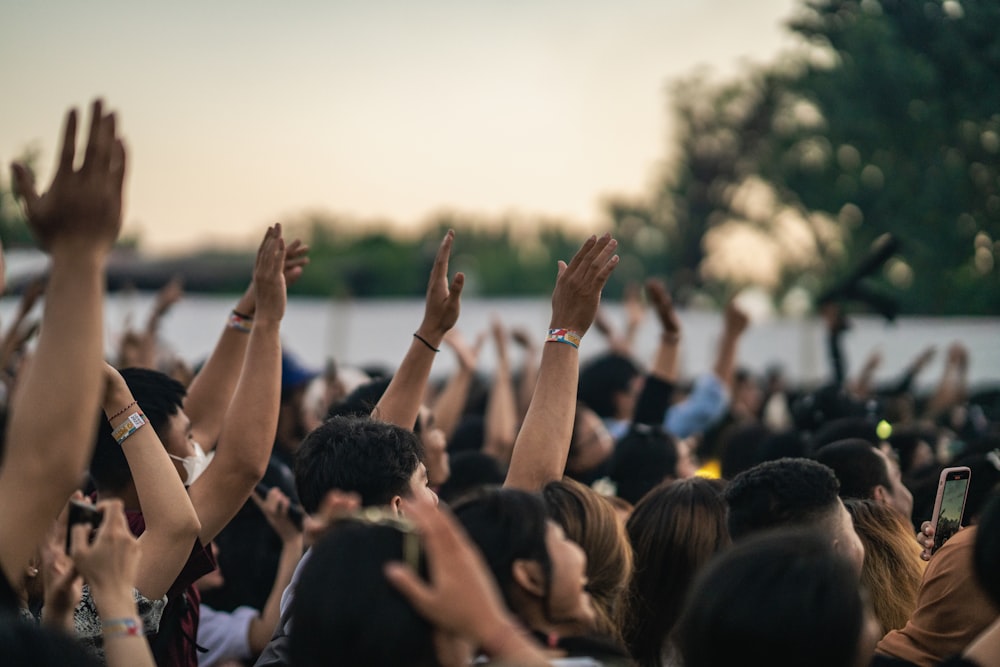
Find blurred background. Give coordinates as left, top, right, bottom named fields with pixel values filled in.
left=1, top=0, right=998, bottom=384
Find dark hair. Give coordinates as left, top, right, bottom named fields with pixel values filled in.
left=436, top=450, right=503, bottom=505
left=578, top=353, right=640, bottom=419
left=325, top=377, right=391, bottom=421
left=290, top=520, right=436, bottom=667
left=725, top=458, right=842, bottom=540
left=812, top=417, right=879, bottom=449
left=295, top=416, right=423, bottom=513
left=452, top=488, right=553, bottom=620
left=610, top=424, right=679, bottom=505
left=975, top=491, right=1000, bottom=607
left=90, top=368, right=186, bottom=492
left=815, top=439, right=891, bottom=501
left=675, top=529, right=864, bottom=667
left=622, top=478, right=730, bottom=667
left=0, top=622, right=100, bottom=667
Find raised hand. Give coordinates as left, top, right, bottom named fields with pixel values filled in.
left=70, top=499, right=141, bottom=605
left=417, top=230, right=465, bottom=348
left=385, top=500, right=546, bottom=665
left=549, top=233, right=620, bottom=335
left=282, top=238, right=311, bottom=288
left=251, top=486, right=303, bottom=545
left=443, top=329, right=485, bottom=373
left=10, top=99, right=125, bottom=255
left=646, top=278, right=681, bottom=341
left=253, top=224, right=288, bottom=324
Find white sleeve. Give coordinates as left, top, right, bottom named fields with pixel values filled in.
left=197, top=604, right=258, bottom=667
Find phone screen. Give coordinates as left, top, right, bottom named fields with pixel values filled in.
left=934, top=474, right=969, bottom=550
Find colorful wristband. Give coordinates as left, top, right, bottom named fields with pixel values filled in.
left=101, top=617, right=141, bottom=638
left=112, top=411, right=147, bottom=446
left=546, top=328, right=582, bottom=349
left=228, top=310, right=253, bottom=333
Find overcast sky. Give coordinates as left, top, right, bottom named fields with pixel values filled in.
left=2, top=0, right=802, bottom=253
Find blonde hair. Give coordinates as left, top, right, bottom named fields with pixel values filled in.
left=844, top=499, right=926, bottom=633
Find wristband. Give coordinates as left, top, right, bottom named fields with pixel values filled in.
left=108, top=400, right=137, bottom=422
left=112, top=411, right=147, bottom=446
left=413, top=333, right=440, bottom=353
left=228, top=310, right=253, bottom=333
left=545, top=328, right=582, bottom=349
left=101, top=617, right=141, bottom=638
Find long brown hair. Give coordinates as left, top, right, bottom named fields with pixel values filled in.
left=542, top=478, right=633, bottom=642
left=621, top=477, right=730, bottom=667
left=844, top=498, right=925, bottom=633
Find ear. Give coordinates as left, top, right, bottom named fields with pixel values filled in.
left=391, top=495, right=404, bottom=517
left=511, top=559, right=546, bottom=598
left=872, top=485, right=889, bottom=506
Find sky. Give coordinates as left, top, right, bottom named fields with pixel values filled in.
left=2, top=0, right=802, bottom=254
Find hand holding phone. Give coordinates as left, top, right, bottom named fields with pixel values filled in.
left=929, top=466, right=971, bottom=555
left=65, top=499, right=104, bottom=554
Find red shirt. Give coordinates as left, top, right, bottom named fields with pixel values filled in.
left=127, top=510, right=216, bottom=667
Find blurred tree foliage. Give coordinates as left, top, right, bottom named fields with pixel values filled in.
left=644, top=0, right=1000, bottom=314
left=285, top=214, right=591, bottom=298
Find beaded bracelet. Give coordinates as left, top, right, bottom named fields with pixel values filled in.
left=112, top=411, right=147, bottom=446
left=228, top=310, right=253, bottom=333
left=545, top=328, right=583, bottom=349
left=102, top=617, right=141, bottom=638
left=108, top=400, right=137, bottom=422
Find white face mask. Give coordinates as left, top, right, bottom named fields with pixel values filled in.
left=169, top=442, right=210, bottom=487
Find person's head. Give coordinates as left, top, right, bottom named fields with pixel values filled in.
left=453, top=488, right=595, bottom=633
left=542, top=478, right=633, bottom=640
left=290, top=517, right=437, bottom=667
left=816, top=439, right=913, bottom=522
left=610, top=424, right=682, bottom=505
left=435, top=450, right=503, bottom=505
left=325, top=377, right=392, bottom=421
left=974, top=490, right=1000, bottom=608
left=295, top=416, right=436, bottom=514
left=90, top=368, right=191, bottom=493
left=567, top=404, right=615, bottom=477
left=0, top=622, right=101, bottom=667
left=725, top=458, right=865, bottom=574
left=843, top=499, right=924, bottom=634
left=622, top=477, right=730, bottom=667
left=578, top=353, right=642, bottom=421
left=813, top=417, right=880, bottom=449
left=675, top=529, right=878, bottom=667
left=886, top=427, right=936, bottom=475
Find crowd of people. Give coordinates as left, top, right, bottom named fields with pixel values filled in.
left=0, top=99, right=998, bottom=667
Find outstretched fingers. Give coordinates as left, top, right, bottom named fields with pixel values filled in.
left=57, top=109, right=78, bottom=177
left=429, top=230, right=456, bottom=289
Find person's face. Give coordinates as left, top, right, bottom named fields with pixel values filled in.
left=405, top=462, right=439, bottom=509
left=875, top=448, right=913, bottom=522
left=543, top=520, right=596, bottom=627
left=832, top=500, right=866, bottom=578
left=569, top=408, right=614, bottom=474
left=161, top=410, right=199, bottom=483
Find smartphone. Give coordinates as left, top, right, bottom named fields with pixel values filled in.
left=253, top=483, right=305, bottom=531
left=929, top=466, right=971, bottom=554
left=65, top=499, right=104, bottom=554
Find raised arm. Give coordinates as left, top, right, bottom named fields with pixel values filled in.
left=632, top=278, right=681, bottom=426
left=431, top=329, right=484, bottom=440
left=504, top=234, right=619, bottom=491
left=101, top=363, right=201, bottom=599
left=374, top=230, right=463, bottom=428
left=0, top=100, right=123, bottom=584
left=187, top=224, right=286, bottom=544
left=184, top=238, right=307, bottom=449
left=482, top=320, right=518, bottom=466
left=714, top=298, right=749, bottom=391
